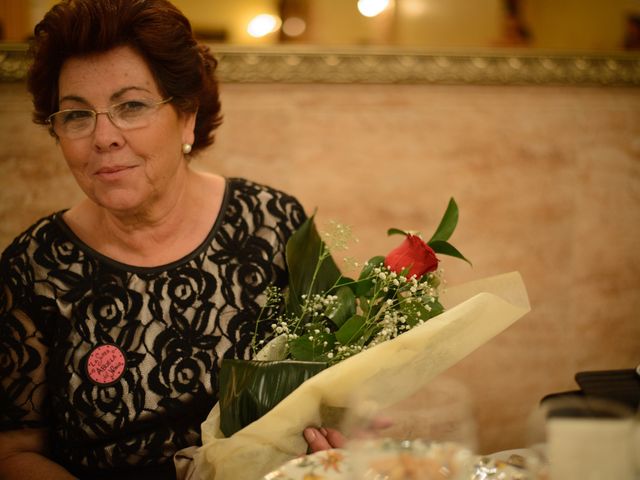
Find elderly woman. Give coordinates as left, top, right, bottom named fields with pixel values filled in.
left=0, top=1, right=340, bottom=479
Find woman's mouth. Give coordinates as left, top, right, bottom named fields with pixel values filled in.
left=95, top=165, right=136, bottom=180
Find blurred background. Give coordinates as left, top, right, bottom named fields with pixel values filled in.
left=1, top=0, right=639, bottom=457
left=2, top=0, right=640, bottom=51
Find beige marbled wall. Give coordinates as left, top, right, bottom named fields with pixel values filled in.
left=1, top=81, right=639, bottom=454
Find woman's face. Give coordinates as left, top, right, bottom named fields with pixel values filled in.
left=56, top=45, right=196, bottom=215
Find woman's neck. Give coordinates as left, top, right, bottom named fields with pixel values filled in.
left=64, top=170, right=225, bottom=267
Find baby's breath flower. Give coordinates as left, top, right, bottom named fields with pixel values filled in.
left=250, top=211, right=461, bottom=364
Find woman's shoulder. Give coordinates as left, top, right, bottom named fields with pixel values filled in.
left=225, top=177, right=307, bottom=227
left=227, top=177, right=299, bottom=200
left=0, top=212, right=69, bottom=296
left=1, top=212, right=65, bottom=262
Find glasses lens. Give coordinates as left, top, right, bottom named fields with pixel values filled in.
left=111, top=100, right=157, bottom=129
left=52, top=110, right=95, bottom=139
left=49, top=98, right=170, bottom=139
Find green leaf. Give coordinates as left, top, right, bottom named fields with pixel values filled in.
left=358, top=295, right=371, bottom=315
left=335, top=314, right=366, bottom=345
left=289, top=332, right=335, bottom=361
left=428, top=197, right=459, bottom=243
left=286, top=216, right=343, bottom=315
left=335, top=276, right=356, bottom=289
left=288, top=336, right=315, bottom=361
left=387, top=228, right=408, bottom=237
left=428, top=299, right=445, bottom=319
left=400, top=298, right=445, bottom=327
left=355, top=256, right=384, bottom=297
left=351, top=277, right=373, bottom=298
left=325, top=286, right=356, bottom=328
left=219, top=359, right=327, bottom=437
left=358, top=256, right=385, bottom=280
left=428, top=240, right=472, bottom=266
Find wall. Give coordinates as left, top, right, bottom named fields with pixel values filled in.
left=1, top=80, right=639, bottom=454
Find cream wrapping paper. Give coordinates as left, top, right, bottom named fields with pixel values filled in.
left=179, top=271, right=530, bottom=480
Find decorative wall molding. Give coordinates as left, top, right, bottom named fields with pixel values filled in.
left=2, top=43, right=639, bottom=86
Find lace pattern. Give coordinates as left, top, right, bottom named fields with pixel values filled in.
left=0, top=177, right=306, bottom=476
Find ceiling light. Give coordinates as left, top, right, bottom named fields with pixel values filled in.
left=357, top=0, right=390, bottom=18
left=247, top=14, right=281, bottom=38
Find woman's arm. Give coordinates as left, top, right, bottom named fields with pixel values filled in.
left=0, top=428, right=76, bottom=480
left=1, top=237, right=74, bottom=478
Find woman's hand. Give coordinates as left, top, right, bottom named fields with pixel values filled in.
left=0, top=429, right=77, bottom=480
left=303, top=427, right=346, bottom=453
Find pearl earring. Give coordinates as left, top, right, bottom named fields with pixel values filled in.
left=182, top=143, right=192, bottom=155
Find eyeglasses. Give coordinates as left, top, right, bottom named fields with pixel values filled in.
left=47, top=97, right=173, bottom=139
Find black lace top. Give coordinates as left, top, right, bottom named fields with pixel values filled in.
left=0, top=178, right=306, bottom=480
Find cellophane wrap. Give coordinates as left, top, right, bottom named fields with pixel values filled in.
left=179, top=271, right=531, bottom=480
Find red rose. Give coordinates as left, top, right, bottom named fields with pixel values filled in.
left=384, top=234, right=439, bottom=279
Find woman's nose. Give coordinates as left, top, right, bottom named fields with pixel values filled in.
left=92, top=112, right=124, bottom=150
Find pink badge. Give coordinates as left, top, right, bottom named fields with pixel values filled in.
left=86, top=344, right=126, bottom=385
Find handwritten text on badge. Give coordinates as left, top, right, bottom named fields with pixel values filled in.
left=86, top=344, right=126, bottom=385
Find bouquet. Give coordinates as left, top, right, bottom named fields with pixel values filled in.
left=251, top=197, right=470, bottom=365
left=219, top=198, right=470, bottom=437
left=188, top=195, right=530, bottom=480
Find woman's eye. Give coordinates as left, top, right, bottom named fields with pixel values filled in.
left=117, top=101, right=149, bottom=114
left=61, top=110, right=93, bottom=123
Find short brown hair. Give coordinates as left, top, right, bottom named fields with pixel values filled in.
left=27, top=0, right=222, bottom=154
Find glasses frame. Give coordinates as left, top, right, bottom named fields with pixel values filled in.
left=46, top=96, right=174, bottom=139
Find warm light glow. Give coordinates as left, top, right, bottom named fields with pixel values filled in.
left=282, top=17, right=306, bottom=37
left=357, top=0, right=390, bottom=18
left=247, top=14, right=281, bottom=38
left=399, top=0, right=428, bottom=16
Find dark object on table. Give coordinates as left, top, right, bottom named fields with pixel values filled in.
left=541, top=367, right=640, bottom=417
left=575, top=368, right=640, bottom=410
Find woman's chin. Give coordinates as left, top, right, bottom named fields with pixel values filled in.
left=91, top=190, right=148, bottom=215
